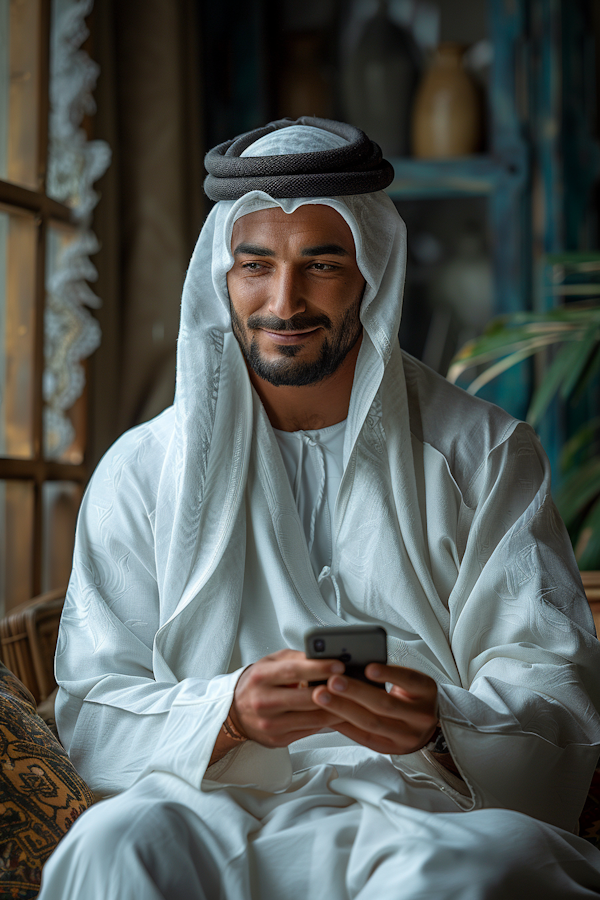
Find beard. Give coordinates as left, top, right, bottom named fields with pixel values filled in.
left=230, top=303, right=363, bottom=387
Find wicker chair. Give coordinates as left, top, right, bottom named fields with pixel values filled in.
left=0, top=588, right=65, bottom=707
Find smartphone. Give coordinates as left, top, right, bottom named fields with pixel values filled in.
left=304, top=624, right=387, bottom=689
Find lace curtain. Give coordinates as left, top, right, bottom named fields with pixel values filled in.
left=44, top=0, right=111, bottom=459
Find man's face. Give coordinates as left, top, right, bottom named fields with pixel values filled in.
left=226, top=204, right=366, bottom=387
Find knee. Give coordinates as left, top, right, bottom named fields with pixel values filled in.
left=39, top=797, right=183, bottom=897
left=441, top=807, right=562, bottom=895
left=56, top=794, right=206, bottom=864
left=41, top=796, right=153, bottom=881
left=40, top=795, right=217, bottom=900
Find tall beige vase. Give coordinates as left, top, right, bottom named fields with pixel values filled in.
left=279, top=33, right=332, bottom=120
left=411, top=42, right=482, bottom=158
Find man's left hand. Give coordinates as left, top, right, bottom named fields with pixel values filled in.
left=312, top=663, right=438, bottom=755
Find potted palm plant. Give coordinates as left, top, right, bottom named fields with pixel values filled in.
left=447, top=301, right=600, bottom=575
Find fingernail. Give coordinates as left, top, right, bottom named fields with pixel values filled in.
left=367, top=664, right=381, bottom=678
left=317, top=691, right=331, bottom=704
left=331, top=677, right=347, bottom=692
left=330, top=661, right=344, bottom=674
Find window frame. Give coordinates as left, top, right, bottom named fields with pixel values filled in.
left=0, top=0, right=90, bottom=609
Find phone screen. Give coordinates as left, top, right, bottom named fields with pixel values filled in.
left=304, top=624, right=387, bottom=689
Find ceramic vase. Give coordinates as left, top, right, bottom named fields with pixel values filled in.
left=429, top=227, right=493, bottom=334
left=411, top=42, right=482, bottom=158
left=341, top=0, right=420, bottom=157
left=279, top=33, right=332, bottom=121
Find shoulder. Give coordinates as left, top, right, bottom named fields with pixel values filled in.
left=86, top=407, right=175, bottom=510
left=401, top=353, right=543, bottom=500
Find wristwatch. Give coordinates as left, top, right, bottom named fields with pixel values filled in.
left=425, top=723, right=449, bottom=754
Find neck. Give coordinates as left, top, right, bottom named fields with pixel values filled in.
left=247, top=335, right=362, bottom=432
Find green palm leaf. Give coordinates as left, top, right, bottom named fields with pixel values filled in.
left=560, top=329, right=600, bottom=401
left=555, top=457, right=600, bottom=528
left=573, top=344, right=600, bottom=402
left=526, top=340, right=585, bottom=426
left=448, top=301, right=600, bottom=570
left=462, top=344, right=549, bottom=396
left=560, top=417, right=600, bottom=471
left=448, top=306, right=600, bottom=409
left=447, top=333, right=570, bottom=383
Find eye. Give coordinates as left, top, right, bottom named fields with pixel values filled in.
left=241, top=261, right=265, bottom=271
left=310, top=262, right=338, bottom=271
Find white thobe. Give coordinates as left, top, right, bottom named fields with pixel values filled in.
left=39, top=372, right=600, bottom=898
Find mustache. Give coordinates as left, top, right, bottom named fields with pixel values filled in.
left=245, top=312, right=332, bottom=332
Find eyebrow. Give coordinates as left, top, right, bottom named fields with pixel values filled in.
left=300, top=244, right=349, bottom=257
left=233, top=243, right=275, bottom=257
left=232, top=242, right=350, bottom=258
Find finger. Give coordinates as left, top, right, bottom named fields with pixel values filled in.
left=259, top=649, right=341, bottom=682
left=331, top=720, right=418, bottom=755
left=244, top=710, right=343, bottom=748
left=313, top=684, right=401, bottom=735
left=264, top=648, right=343, bottom=673
left=251, top=709, right=342, bottom=736
left=248, top=657, right=345, bottom=688
left=324, top=675, right=434, bottom=726
left=250, top=685, right=340, bottom=715
left=264, top=649, right=306, bottom=661
left=328, top=704, right=436, bottom=754
left=236, top=680, right=347, bottom=731
left=364, top=664, right=437, bottom=702
left=313, top=679, right=436, bottom=736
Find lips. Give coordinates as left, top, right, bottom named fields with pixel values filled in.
left=261, top=327, right=320, bottom=345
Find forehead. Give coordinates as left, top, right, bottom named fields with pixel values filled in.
left=230, top=204, right=356, bottom=253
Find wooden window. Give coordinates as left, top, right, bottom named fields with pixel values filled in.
left=0, top=0, right=89, bottom=614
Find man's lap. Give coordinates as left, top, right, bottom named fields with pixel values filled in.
left=38, top=769, right=600, bottom=899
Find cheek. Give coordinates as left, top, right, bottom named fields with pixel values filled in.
left=227, top=273, right=266, bottom=310
left=327, top=277, right=365, bottom=312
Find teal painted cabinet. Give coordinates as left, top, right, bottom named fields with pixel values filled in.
left=386, top=0, right=598, bottom=430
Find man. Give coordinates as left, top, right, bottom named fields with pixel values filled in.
left=40, top=118, right=600, bottom=898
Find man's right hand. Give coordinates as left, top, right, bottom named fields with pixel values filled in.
left=230, top=649, right=345, bottom=748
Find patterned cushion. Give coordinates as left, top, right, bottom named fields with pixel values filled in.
left=0, top=662, right=94, bottom=899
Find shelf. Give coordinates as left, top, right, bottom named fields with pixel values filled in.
left=386, top=155, right=507, bottom=200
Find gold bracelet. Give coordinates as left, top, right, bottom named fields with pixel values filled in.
left=222, top=714, right=247, bottom=743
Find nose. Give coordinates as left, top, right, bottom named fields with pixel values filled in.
left=267, top=266, right=306, bottom=320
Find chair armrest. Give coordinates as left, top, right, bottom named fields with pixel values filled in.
left=583, top=571, right=600, bottom=637
left=0, top=588, right=66, bottom=704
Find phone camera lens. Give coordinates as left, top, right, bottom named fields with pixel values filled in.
left=314, top=638, right=325, bottom=653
